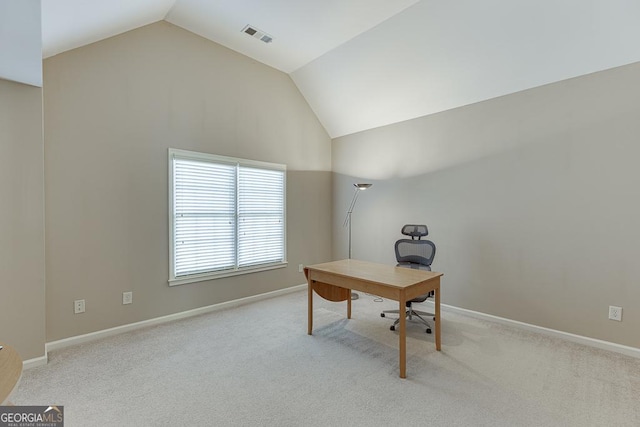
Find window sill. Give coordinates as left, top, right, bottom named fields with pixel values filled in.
left=168, top=262, right=288, bottom=286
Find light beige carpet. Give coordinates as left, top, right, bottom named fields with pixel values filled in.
left=12, top=291, right=640, bottom=426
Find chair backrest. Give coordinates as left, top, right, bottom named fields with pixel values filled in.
left=395, top=224, right=435, bottom=271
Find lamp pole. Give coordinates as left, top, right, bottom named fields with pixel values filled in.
left=343, top=183, right=372, bottom=299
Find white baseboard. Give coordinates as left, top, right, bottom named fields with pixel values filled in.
left=439, top=302, right=640, bottom=359
left=46, top=284, right=306, bottom=353
left=37, top=284, right=639, bottom=365
left=22, top=354, right=48, bottom=370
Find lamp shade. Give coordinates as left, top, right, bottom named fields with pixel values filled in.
left=354, top=183, right=372, bottom=190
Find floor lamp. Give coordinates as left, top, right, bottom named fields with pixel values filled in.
left=343, top=183, right=372, bottom=300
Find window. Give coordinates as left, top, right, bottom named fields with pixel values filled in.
left=169, top=148, right=286, bottom=285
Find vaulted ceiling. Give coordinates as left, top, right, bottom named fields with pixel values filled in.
left=41, top=0, right=640, bottom=138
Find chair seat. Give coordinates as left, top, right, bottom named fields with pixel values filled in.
left=407, top=292, right=432, bottom=305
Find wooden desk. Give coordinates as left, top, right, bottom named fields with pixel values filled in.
left=0, top=343, right=23, bottom=405
left=305, top=259, right=443, bottom=378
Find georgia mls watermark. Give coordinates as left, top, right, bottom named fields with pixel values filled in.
left=0, top=406, right=63, bottom=427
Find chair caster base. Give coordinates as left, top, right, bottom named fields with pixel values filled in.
left=390, top=325, right=431, bottom=334
left=381, top=313, right=386, bottom=318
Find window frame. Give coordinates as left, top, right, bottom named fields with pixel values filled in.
left=168, top=148, right=287, bottom=286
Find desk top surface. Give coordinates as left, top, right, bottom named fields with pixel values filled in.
left=305, top=259, right=442, bottom=289
left=0, top=343, right=23, bottom=404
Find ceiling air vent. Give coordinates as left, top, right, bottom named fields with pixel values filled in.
left=242, top=25, right=273, bottom=44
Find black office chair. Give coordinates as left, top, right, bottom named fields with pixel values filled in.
left=381, top=224, right=436, bottom=334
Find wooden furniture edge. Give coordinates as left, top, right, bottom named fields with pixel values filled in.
left=0, top=343, right=23, bottom=406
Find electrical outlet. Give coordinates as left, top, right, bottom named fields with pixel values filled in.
left=74, top=299, right=85, bottom=314
left=298, top=264, right=304, bottom=273
left=608, top=305, right=622, bottom=321
left=123, top=291, right=133, bottom=305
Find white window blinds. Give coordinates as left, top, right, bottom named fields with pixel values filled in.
left=173, top=159, right=236, bottom=277
left=238, top=166, right=285, bottom=267
left=169, top=149, right=286, bottom=285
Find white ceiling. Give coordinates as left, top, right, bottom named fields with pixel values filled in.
left=40, top=0, right=640, bottom=138
left=41, top=0, right=418, bottom=70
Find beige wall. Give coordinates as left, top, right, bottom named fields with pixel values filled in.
left=0, top=78, right=46, bottom=360
left=332, top=61, right=640, bottom=349
left=44, top=22, right=332, bottom=341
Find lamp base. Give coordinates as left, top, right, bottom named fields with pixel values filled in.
left=351, top=292, right=359, bottom=300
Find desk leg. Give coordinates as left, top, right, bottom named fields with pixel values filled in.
left=308, top=280, right=313, bottom=335
left=435, top=284, right=441, bottom=351
left=399, top=297, right=407, bottom=379
left=347, top=290, right=352, bottom=319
